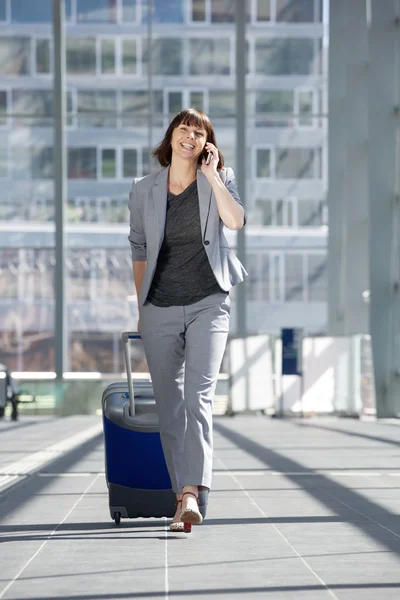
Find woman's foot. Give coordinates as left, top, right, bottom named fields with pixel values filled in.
left=180, top=486, right=203, bottom=525
left=169, top=496, right=184, bottom=532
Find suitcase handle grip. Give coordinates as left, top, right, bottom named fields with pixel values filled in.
left=121, top=331, right=141, bottom=416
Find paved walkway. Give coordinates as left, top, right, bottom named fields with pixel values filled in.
left=1, top=414, right=400, bottom=599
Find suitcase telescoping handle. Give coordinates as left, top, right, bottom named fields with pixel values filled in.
left=121, top=331, right=141, bottom=416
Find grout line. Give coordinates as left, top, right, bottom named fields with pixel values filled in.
left=0, top=473, right=101, bottom=599
left=215, top=455, right=340, bottom=600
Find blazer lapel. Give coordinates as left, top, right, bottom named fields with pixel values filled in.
left=196, top=169, right=212, bottom=240
left=152, top=166, right=169, bottom=250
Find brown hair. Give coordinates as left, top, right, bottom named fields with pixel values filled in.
left=152, top=108, right=225, bottom=170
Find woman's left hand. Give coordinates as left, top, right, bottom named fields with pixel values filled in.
left=200, top=142, right=219, bottom=179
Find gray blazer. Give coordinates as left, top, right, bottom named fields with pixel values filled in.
left=128, top=165, right=247, bottom=306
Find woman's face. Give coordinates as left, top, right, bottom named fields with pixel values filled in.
left=170, top=121, right=207, bottom=163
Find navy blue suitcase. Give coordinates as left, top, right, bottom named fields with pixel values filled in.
left=102, top=332, right=208, bottom=525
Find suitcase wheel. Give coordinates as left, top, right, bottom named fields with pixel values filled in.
left=114, top=512, right=121, bottom=525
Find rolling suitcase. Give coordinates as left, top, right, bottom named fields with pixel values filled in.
left=102, top=331, right=208, bottom=526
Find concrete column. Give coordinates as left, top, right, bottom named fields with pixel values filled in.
left=328, top=0, right=369, bottom=336
left=368, top=0, right=400, bottom=417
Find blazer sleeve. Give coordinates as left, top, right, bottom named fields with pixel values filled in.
left=128, top=179, right=147, bottom=261
left=224, top=167, right=247, bottom=226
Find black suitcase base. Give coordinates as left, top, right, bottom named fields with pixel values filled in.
left=109, top=482, right=209, bottom=523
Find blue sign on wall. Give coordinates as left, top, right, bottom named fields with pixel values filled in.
left=281, top=328, right=303, bottom=376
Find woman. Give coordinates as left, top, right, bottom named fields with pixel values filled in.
left=128, top=108, right=246, bottom=532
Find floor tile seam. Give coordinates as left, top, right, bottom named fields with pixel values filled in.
left=0, top=473, right=101, bottom=600
left=300, top=475, right=400, bottom=542
left=214, top=454, right=340, bottom=600
left=0, top=423, right=103, bottom=497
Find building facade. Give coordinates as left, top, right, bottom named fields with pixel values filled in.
left=0, top=0, right=328, bottom=373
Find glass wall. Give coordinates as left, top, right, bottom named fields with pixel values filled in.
left=0, top=0, right=328, bottom=372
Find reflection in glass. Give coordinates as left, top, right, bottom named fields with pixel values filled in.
left=143, top=39, right=182, bottom=75
left=209, top=92, right=235, bottom=117
left=101, top=39, right=116, bottom=75
left=190, top=39, right=230, bottom=75
left=261, top=254, right=270, bottom=300
left=122, top=0, right=137, bottom=22
left=142, top=0, right=184, bottom=23
left=276, top=148, right=319, bottom=179
left=255, top=90, right=293, bottom=127
left=35, top=39, right=51, bottom=74
left=0, top=91, right=7, bottom=125
left=256, top=149, right=271, bottom=178
left=192, top=0, right=206, bottom=21
left=0, top=1, right=6, bottom=21
left=122, top=91, right=162, bottom=127
left=11, top=0, right=52, bottom=22
left=0, top=148, right=7, bottom=178
left=68, top=148, right=97, bottom=179
left=123, top=149, right=138, bottom=178
left=256, top=0, right=271, bottom=21
left=67, top=38, right=96, bottom=75
left=276, top=0, right=318, bottom=23
left=101, top=149, right=116, bottom=178
left=76, top=0, right=116, bottom=22
left=122, top=39, right=137, bottom=74
left=32, top=147, right=53, bottom=179
left=298, top=199, right=325, bottom=227
left=0, top=37, right=30, bottom=75
left=298, top=89, right=314, bottom=127
left=190, top=92, right=204, bottom=112
left=307, top=254, right=327, bottom=301
left=168, top=92, right=183, bottom=116
left=211, top=0, right=235, bottom=23
left=285, top=254, right=304, bottom=302
left=255, top=39, right=315, bottom=76
left=77, top=91, right=116, bottom=128
left=12, top=90, right=53, bottom=127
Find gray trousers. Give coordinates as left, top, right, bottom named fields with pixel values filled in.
left=140, top=292, right=230, bottom=494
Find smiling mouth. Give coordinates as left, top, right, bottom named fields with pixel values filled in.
left=181, top=143, right=195, bottom=150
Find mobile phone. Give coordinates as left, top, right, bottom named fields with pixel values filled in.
left=205, top=151, right=213, bottom=165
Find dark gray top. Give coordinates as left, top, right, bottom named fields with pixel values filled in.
left=147, top=179, right=224, bottom=307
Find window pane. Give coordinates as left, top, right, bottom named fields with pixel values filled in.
left=285, top=254, right=304, bottom=302
left=261, top=254, right=270, bottom=299
left=0, top=37, right=30, bottom=75
left=255, top=39, right=315, bottom=76
left=76, top=0, right=116, bottom=22
left=123, top=149, right=138, bottom=178
left=101, top=39, right=116, bottom=74
left=12, top=90, right=53, bottom=127
left=298, top=199, right=324, bottom=227
left=32, top=147, right=53, bottom=179
left=0, top=148, right=7, bottom=178
left=12, top=0, right=51, bottom=22
left=247, top=254, right=259, bottom=301
left=307, top=254, right=327, bottom=301
left=122, top=39, right=137, bottom=74
left=256, top=0, right=271, bottom=21
left=168, top=92, right=182, bottom=116
left=0, top=91, right=7, bottom=125
left=192, top=0, right=206, bottom=21
left=143, top=39, right=182, bottom=75
left=67, top=38, right=96, bottom=75
left=209, top=91, right=235, bottom=117
left=276, top=148, right=319, bottom=179
left=36, top=39, right=51, bottom=74
left=211, top=0, right=235, bottom=22
left=298, top=90, right=314, bottom=126
left=255, top=90, right=293, bottom=127
left=122, top=0, right=137, bottom=22
left=101, top=149, right=116, bottom=178
left=190, top=92, right=204, bottom=112
left=189, top=39, right=230, bottom=75
left=77, top=91, right=116, bottom=128
left=0, top=1, right=6, bottom=21
left=68, top=148, right=97, bottom=179
left=276, top=0, right=315, bottom=23
left=256, top=149, right=271, bottom=178
left=122, top=91, right=162, bottom=127
left=142, top=0, right=184, bottom=23
left=255, top=199, right=273, bottom=226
